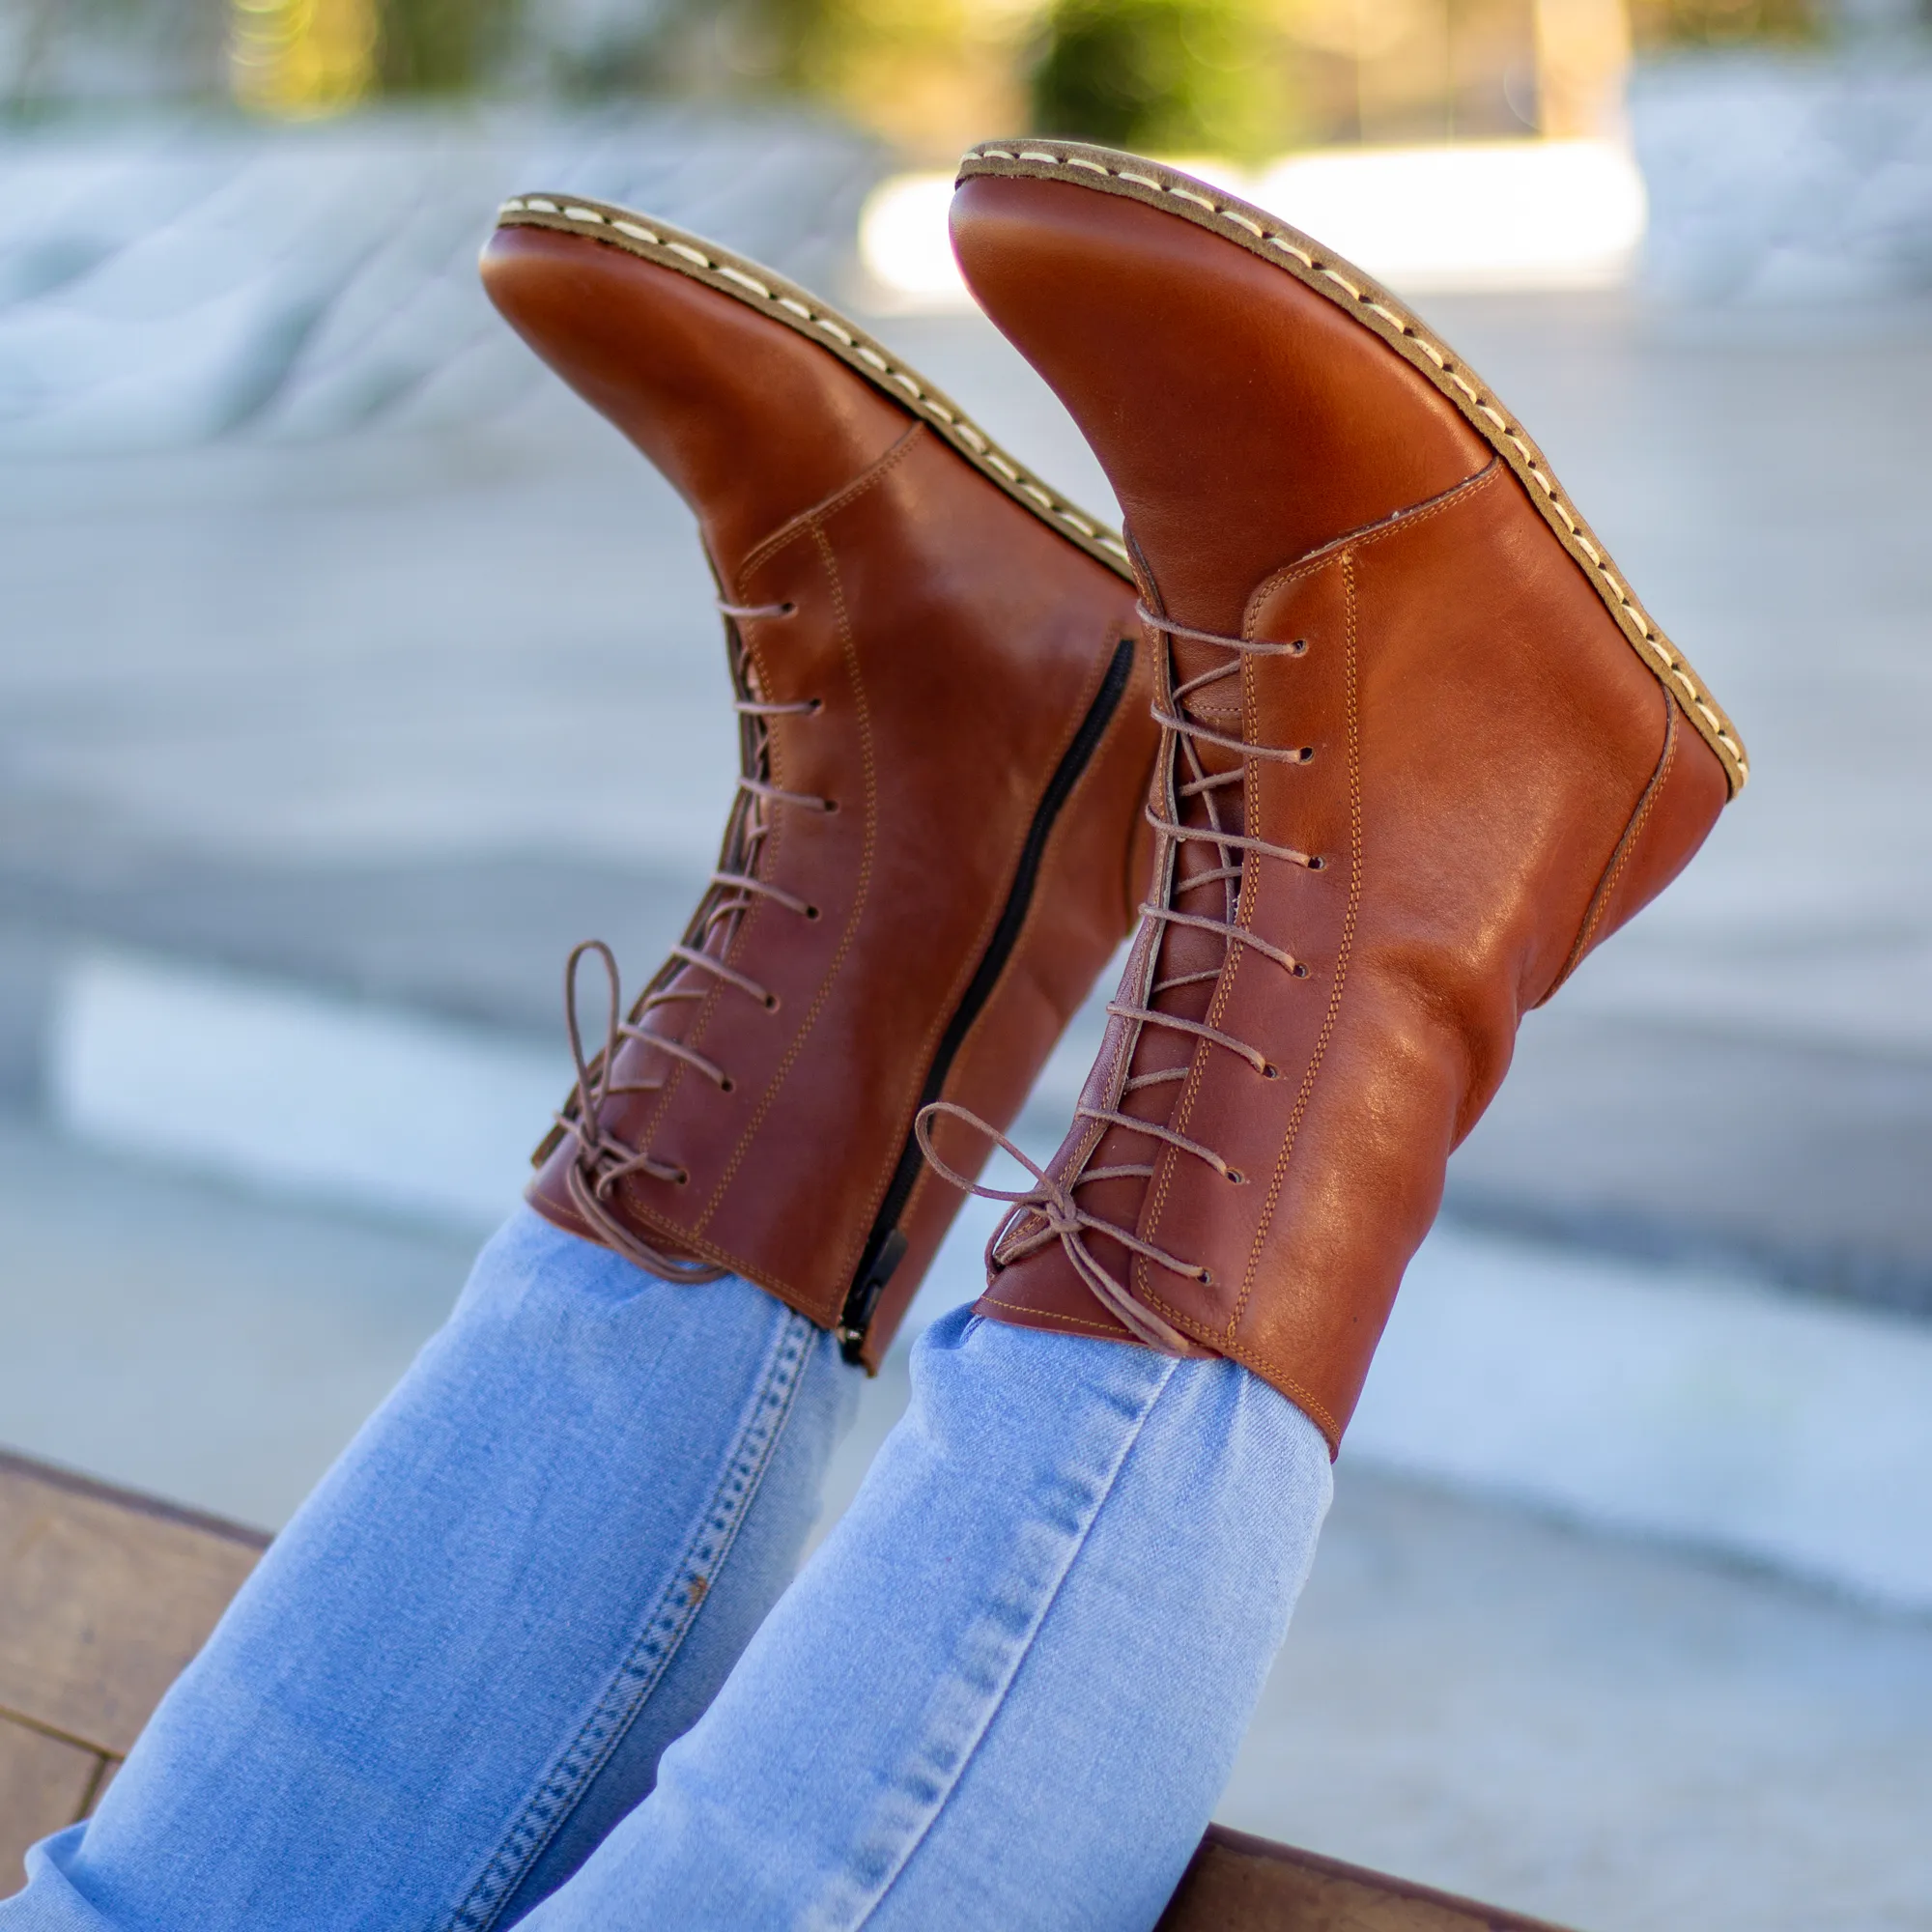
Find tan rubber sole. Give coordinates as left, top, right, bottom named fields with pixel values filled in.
left=493, top=193, right=1134, bottom=585
left=955, top=140, right=1747, bottom=795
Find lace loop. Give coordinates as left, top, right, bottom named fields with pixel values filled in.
left=1149, top=703, right=1310, bottom=763
left=554, top=941, right=722, bottom=1282
left=914, top=1102, right=1196, bottom=1352
left=738, top=773, right=834, bottom=813
left=736, top=697, right=818, bottom=719
left=666, top=944, right=776, bottom=1011
left=717, top=598, right=797, bottom=620
left=1133, top=602, right=1302, bottom=657
left=709, top=871, right=814, bottom=918
left=1103, top=1000, right=1271, bottom=1077
left=1145, top=803, right=1316, bottom=868
left=1136, top=902, right=1301, bottom=974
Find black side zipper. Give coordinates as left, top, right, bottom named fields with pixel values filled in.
left=838, top=635, right=1137, bottom=1358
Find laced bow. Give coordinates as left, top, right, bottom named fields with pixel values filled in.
left=914, top=601, right=1320, bottom=1344
left=554, top=597, right=820, bottom=1281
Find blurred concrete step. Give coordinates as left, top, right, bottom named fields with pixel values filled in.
left=0, top=1447, right=1569, bottom=1927
left=31, top=947, right=1932, bottom=1607
left=1448, top=1008, right=1932, bottom=1321
left=0, top=108, right=884, bottom=452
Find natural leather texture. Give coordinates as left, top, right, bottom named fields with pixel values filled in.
left=479, top=217, right=1154, bottom=1365
left=949, top=160, right=1736, bottom=1446
left=952, top=141, right=1747, bottom=796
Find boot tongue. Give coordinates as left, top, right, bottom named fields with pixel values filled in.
left=1153, top=636, right=1246, bottom=1027
left=1055, top=616, right=1242, bottom=1295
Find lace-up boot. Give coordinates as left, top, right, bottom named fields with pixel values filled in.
left=937, top=145, right=1746, bottom=1449
left=481, top=199, right=1154, bottom=1365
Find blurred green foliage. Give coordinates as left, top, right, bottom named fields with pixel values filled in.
left=1630, top=0, right=1821, bottom=43
left=377, top=0, right=524, bottom=91
left=1028, top=0, right=1284, bottom=154
left=6, top=0, right=1856, bottom=128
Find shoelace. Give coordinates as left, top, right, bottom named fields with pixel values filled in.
left=555, top=598, right=823, bottom=1281
left=915, top=601, right=1319, bottom=1349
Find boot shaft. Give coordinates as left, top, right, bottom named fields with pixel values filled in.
left=482, top=204, right=1155, bottom=1360
left=950, top=147, right=1741, bottom=1444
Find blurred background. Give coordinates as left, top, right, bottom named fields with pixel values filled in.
left=4, top=0, right=1932, bottom=1924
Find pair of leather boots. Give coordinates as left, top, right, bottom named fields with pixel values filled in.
left=482, top=142, right=1744, bottom=1454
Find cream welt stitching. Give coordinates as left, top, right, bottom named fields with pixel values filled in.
left=955, top=140, right=1748, bottom=783
left=496, top=195, right=1131, bottom=576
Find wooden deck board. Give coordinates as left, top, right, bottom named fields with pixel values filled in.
left=0, top=1714, right=105, bottom=1885
left=1158, top=1826, right=1574, bottom=1930
left=0, top=1450, right=265, bottom=1758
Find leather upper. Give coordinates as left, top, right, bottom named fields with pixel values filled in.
left=480, top=221, right=1154, bottom=1363
left=950, top=167, right=1733, bottom=1446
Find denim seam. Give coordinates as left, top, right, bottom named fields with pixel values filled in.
left=831, top=1353, right=1180, bottom=1932
left=439, top=1305, right=819, bottom=1932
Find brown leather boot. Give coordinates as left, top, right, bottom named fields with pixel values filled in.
left=480, top=197, right=1155, bottom=1366
left=937, top=144, right=1746, bottom=1449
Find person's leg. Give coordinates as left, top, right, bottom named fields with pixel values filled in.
left=3, top=1208, right=859, bottom=1932
left=515, top=1308, right=1331, bottom=1932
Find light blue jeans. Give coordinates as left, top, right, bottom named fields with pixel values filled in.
left=5, top=1208, right=1332, bottom=1932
